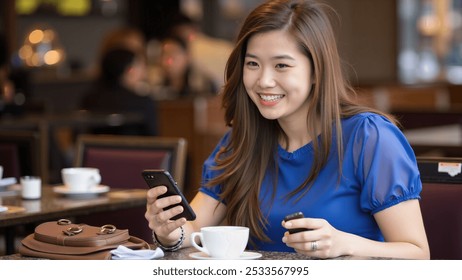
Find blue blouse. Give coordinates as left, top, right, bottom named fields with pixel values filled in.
left=199, top=113, right=422, bottom=252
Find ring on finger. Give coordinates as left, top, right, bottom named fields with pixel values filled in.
left=311, top=241, right=318, bottom=251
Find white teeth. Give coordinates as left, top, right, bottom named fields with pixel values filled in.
left=259, top=94, right=284, bottom=101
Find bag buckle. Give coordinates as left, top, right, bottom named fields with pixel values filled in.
left=57, top=219, right=71, bottom=225
left=98, top=224, right=116, bottom=235
left=63, top=226, right=83, bottom=236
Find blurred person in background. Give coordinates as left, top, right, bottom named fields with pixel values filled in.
left=169, top=14, right=234, bottom=91
left=56, top=28, right=156, bottom=182
left=159, top=35, right=216, bottom=98
left=80, top=48, right=158, bottom=136
left=94, top=26, right=151, bottom=97
left=98, top=26, right=146, bottom=58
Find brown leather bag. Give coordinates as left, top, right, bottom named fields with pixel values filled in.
left=19, top=219, right=150, bottom=260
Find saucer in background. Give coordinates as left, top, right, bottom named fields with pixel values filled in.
left=53, top=185, right=110, bottom=198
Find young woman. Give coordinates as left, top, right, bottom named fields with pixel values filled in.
left=145, top=0, right=430, bottom=259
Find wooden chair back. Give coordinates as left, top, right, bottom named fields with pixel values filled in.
left=418, top=157, right=462, bottom=259
left=0, top=130, right=46, bottom=181
left=73, top=134, right=187, bottom=242
left=74, top=134, right=187, bottom=189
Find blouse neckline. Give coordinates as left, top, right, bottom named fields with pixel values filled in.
left=278, top=142, right=314, bottom=160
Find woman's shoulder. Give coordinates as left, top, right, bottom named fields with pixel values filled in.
left=341, top=112, right=403, bottom=142
left=203, top=129, right=232, bottom=167
left=340, top=112, right=413, bottom=161
left=212, top=129, right=232, bottom=153
left=342, top=112, right=394, bottom=129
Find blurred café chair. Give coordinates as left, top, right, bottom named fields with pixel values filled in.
left=417, top=156, right=462, bottom=259
left=0, top=130, right=47, bottom=182
left=73, top=134, right=187, bottom=242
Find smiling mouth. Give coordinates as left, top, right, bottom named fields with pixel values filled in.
left=258, top=94, right=285, bottom=102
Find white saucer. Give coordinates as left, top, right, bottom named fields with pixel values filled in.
left=53, top=185, right=110, bottom=198
left=0, top=177, right=17, bottom=189
left=189, top=251, right=262, bottom=260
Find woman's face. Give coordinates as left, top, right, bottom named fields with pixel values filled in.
left=243, top=30, right=313, bottom=125
left=123, top=54, right=146, bottom=91
left=161, top=39, right=189, bottom=78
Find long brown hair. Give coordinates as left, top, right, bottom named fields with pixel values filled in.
left=207, top=0, right=395, bottom=244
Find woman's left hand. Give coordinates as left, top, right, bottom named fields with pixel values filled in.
left=282, top=217, right=347, bottom=258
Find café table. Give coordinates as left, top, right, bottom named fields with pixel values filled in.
left=0, top=185, right=147, bottom=255
left=0, top=246, right=375, bottom=260
left=162, top=246, right=370, bottom=260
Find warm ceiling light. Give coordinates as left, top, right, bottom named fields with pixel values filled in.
left=18, top=45, right=33, bottom=59
left=19, top=25, right=66, bottom=68
left=44, top=50, right=61, bottom=65
left=28, top=29, right=44, bottom=44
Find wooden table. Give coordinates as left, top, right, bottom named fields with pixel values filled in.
left=0, top=246, right=377, bottom=260
left=0, top=185, right=147, bottom=255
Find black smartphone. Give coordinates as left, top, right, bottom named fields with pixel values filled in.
left=283, top=212, right=309, bottom=234
left=142, top=169, right=196, bottom=221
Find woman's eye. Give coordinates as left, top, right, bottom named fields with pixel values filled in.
left=246, top=61, right=258, bottom=67
left=275, top=63, right=289, bottom=69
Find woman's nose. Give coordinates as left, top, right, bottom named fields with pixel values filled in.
left=258, top=68, right=276, bottom=88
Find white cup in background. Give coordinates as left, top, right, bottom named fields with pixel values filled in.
left=0, top=165, right=3, bottom=179
left=191, top=226, right=249, bottom=259
left=20, top=176, right=42, bottom=200
left=61, top=167, right=101, bottom=192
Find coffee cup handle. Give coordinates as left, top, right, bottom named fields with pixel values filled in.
left=191, top=232, right=209, bottom=255
left=91, top=173, right=101, bottom=185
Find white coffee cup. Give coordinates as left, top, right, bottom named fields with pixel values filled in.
left=191, top=226, right=249, bottom=259
left=61, top=167, right=101, bottom=192
left=0, top=165, right=3, bottom=179
left=20, top=176, right=42, bottom=200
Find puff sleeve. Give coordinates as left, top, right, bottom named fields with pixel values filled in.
left=349, top=114, right=422, bottom=214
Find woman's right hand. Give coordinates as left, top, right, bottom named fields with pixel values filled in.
left=145, top=185, right=187, bottom=245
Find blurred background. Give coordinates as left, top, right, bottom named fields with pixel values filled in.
left=2, top=0, right=461, bottom=86
left=1, top=0, right=462, bottom=194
